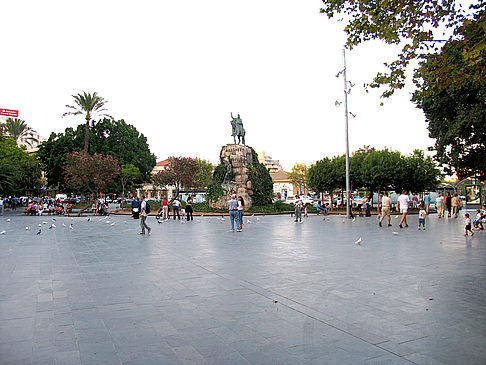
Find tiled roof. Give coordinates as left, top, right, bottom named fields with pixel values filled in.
left=270, top=170, right=288, bottom=181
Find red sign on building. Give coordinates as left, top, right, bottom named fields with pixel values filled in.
left=0, top=109, right=19, bottom=117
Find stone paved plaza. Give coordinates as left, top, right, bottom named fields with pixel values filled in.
left=0, top=211, right=485, bottom=365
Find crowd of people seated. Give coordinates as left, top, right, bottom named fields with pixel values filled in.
left=25, top=198, right=73, bottom=216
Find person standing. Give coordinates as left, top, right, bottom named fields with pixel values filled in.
left=161, top=196, right=169, bottom=220
left=237, top=196, right=245, bottom=230
left=0, top=197, right=4, bottom=216
left=227, top=194, right=240, bottom=232
left=172, top=197, right=181, bottom=220
left=435, top=193, right=445, bottom=218
left=139, top=195, right=151, bottom=235
left=294, top=195, right=303, bottom=222
left=364, top=195, right=372, bottom=217
left=445, top=192, right=452, bottom=218
left=131, top=197, right=141, bottom=219
left=379, top=192, right=392, bottom=227
left=397, top=190, right=410, bottom=228
left=418, top=202, right=427, bottom=230
left=423, top=193, right=431, bottom=214
left=185, top=197, right=194, bottom=221
left=451, top=192, right=461, bottom=218
left=11, top=196, right=17, bottom=211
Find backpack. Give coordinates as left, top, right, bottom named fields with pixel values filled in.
left=145, top=201, right=151, bottom=214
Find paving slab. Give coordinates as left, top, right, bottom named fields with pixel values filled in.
left=0, top=212, right=485, bottom=364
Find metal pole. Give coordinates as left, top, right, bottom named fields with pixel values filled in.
left=343, top=48, right=351, bottom=219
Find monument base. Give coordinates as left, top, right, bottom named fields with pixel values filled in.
left=209, top=144, right=254, bottom=209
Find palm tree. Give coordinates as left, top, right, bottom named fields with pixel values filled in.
left=62, top=91, right=112, bottom=153
left=3, top=118, right=39, bottom=147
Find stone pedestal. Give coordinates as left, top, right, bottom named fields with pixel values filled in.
left=210, top=144, right=254, bottom=209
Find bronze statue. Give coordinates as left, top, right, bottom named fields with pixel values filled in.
left=230, top=113, right=245, bottom=145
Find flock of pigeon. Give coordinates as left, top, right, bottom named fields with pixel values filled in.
left=0, top=215, right=127, bottom=236
left=155, top=214, right=261, bottom=225
left=0, top=213, right=403, bottom=247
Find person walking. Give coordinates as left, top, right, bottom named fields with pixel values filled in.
left=464, top=213, right=474, bottom=236
left=237, top=196, right=245, bottom=230
left=172, top=197, right=181, bottom=220
left=0, top=197, right=4, bottom=216
left=294, top=195, right=303, bottom=222
left=185, top=197, right=194, bottom=221
left=451, top=192, right=461, bottom=218
left=397, top=190, right=410, bottom=228
left=379, top=192, right=392, bottom=227
left=445, top=192, right=452, bottom=218
left=435, top=192, right=445, bottom=218
left=227, top=194, right=240, bottom=232
left=139, top=195, right=151, bottom=235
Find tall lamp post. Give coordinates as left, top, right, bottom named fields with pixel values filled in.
left=335, top=49, right=355, bottom=219
left=343, top=49, right=351, bottom=219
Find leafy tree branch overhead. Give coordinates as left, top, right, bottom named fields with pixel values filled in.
left=320, top=0, right=485, bottom=97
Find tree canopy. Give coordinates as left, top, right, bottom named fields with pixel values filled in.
left=287, top=163, right=308, bottom=194
left=152, top=157, right=201, bottom=198
left=308, top=147, right=440, bottom=196
left=37, top=119, right=156, bottom=191
left=320, top=0, right=485, bottom=97
left=412, top=9, right=486, bottom=179
left=120, top=164, right=141, bottom=199
left=1, top=118, right=39, bottom=147
left=62, top=91, right=112, bottom=153
left=0, top=138, right=42, bottom=195
left=194, top=158, right=214, bottom=190
left=63, top=152, right=120, bottom=195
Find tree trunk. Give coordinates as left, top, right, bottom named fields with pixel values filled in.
left=83, top=115, right=90, bottom=153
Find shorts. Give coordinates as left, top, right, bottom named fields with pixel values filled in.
left=381, top=207, right=391, bottom=216
left=400, top=208, right=408, bottom=214
left=466, top=224, right=472, bottom=230
left=419, top=218, right=425, bottom=225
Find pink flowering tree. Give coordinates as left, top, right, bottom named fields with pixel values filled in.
left=63, top=151, right=120, bottom=195
left=152, top=156, right=200, bottom=199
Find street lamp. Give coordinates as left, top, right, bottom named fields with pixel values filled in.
left=336, top=49, right=355, bottom=218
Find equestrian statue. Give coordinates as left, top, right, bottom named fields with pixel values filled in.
left=230, top=113, right=245, bottom=145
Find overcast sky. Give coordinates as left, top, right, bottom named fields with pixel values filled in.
left=1, top=0, right=434, bottom=171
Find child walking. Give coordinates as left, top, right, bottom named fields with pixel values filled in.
left=473, top=209, right=484, bottom=230
left=418, top=203, right=427, bottom=230
left=465, top=213, right=474, bottom=236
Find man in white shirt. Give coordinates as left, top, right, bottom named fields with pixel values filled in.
left=227, top=194, right=240, bottom=232
left=0, top=198, right=4, bottom=216
left=139, top=195, right=151, bottom=234
left=397, top=190, right=410, bottom=228
left=379, top=192, right=392, bottom=227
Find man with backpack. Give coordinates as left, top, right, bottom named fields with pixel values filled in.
left=139, top=195, right=151, bottom=235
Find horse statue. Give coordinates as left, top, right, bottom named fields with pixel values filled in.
left=230, top=113, right=245, bottom=145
